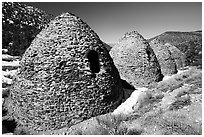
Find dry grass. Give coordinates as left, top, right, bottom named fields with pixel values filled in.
left=137, top=108, right=202, bottom=135
left=150, top=67, right=202, bottom=93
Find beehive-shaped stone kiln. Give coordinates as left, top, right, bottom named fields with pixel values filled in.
left=6, top=12, right=123, bottom=133
left=149, top=38, right=178, bottom=75
left=164, top=43, right=186, bottom=69
left=110, top=31, right=163, bottom=87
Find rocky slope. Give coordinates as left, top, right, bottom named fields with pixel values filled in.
left=2, top=2, right=53, bottom=56
left=148, top=31, right=202, bottom=67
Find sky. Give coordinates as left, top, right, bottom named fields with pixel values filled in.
left=23, top=2, right=202, bottom=43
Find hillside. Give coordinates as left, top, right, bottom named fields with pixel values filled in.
left=148, top=31, right=201, bottom=44
left=148, top=31, right=202, bottom=67
left=2, top=2, right=53, bottom=56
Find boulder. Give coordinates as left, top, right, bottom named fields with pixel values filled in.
left=5, top=12, right=124, bottom=133
left=110, top=31, right=163, bottom=87
left=149, top=38, right=177, bottom=75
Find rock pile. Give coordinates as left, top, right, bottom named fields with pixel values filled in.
left=164, top=43, right=186, bottom=69
left=149, top=38, right=177, bottom=75
left=110, top=31, right=163, bottom=87
left=5, top=12, right=124, bottom=134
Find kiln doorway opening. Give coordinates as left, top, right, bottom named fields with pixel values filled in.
left=86, top=50, right=100, bottom=73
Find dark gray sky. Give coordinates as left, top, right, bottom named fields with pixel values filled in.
left=23, top=2, right=202, bottom=43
